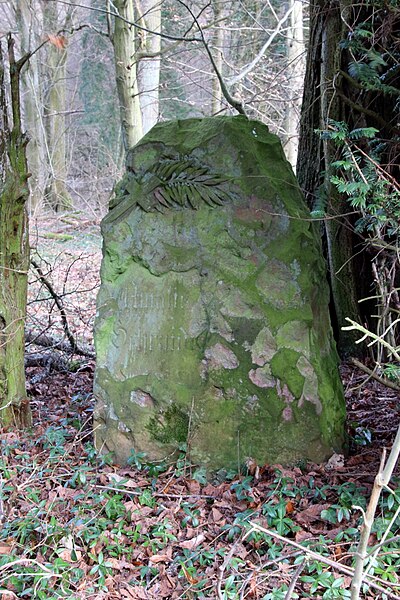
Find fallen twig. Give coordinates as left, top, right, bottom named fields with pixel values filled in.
left=350, top=357, right=400, bottom=391
left=25, top=330, right=95, bottom=358
left=284, top=558, right=307, bottom=600
left=248, top=522, right=400, bottom=599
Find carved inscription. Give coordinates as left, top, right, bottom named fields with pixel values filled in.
left=118, top=284, right=186, bottom=310
left=127, top=331, right=198, bottom=353
left=114, top=282, right=197, bottom=354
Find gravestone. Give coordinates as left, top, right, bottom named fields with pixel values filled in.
left=93, top=116, right=345, bottom=470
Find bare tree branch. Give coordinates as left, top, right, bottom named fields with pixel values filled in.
left=176, top=0, right=246, bottom=115
left=30, top=258, right=91, bottom=357
left=54, top=0, right=202, bottom=43
left=228, top=3, right=296, bottom=85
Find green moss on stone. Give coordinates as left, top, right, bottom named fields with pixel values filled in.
left=146, top=403, right=190, bottom=444
left=270, top=349, right=303, bottom=398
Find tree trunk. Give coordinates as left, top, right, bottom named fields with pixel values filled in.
left=0, top=37, right=31, bottom=428
left=15, top=0, right=47, bottom=213
left=137, top=0, right=161, bottom=135
left=210, top=0, right=225, bottom=115
left=42, top=0, right=73, bottom=211
left=111, top=0, right=143, bottom=151
left=283, top=0, right=305, bottom=172
left=297, top=0, right=361, bottom=356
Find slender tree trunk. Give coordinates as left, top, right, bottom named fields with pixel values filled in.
left=137, top=0, right=161, bottom=135
left=111, top=0, right=143, bottom=151
left=16, top=0, right=47, bottom=213
left=42, top=0, right=73, bottom=211
left=0, top=37, right=31, bottom=428
left=284, top=0, right=305, bottom=172
left=297, top=0, right=361, bottom=356
left=210, top=0, right=225, bottom=115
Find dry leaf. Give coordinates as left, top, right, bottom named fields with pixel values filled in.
left=47, top=34, right=67, bottom=49
left=333, top=545, right=342, bottom=559
left=0, top=544, right=12, bottom=555
left=325, top=453, right=345, bottom=470
left=186, top=478, right=201, bottom=495
left=107, top=557, right=136, bottom=571
left=295, top=529, right=313, bottom=543
left=296, top=503, right=331, bottom=525
left=149, top=553, right=170, bottom=563
left=286, top=499, right=295, bottom=514
left=181, top=564, right=199, bottom=585
left=248, top=572, right=258, bottom=597
left=121, top=586, right=148, bottom=599
left=179, top=533, right=205, bottom=550
left=58, top=549, right=81, bottom=562
left=211, top=507, right=224, bottom=522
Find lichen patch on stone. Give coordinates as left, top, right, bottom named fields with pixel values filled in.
left=250, top=326, right=277, bottom=366
left=204, top=343, right=239, bottom=370
left=130, top=389, right=155, bottom=408
left=249, top=366, right=276, bottom=388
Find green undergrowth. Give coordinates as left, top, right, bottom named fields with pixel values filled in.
left=0, top=422, right=399, bottom=599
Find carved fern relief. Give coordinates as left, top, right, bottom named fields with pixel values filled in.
left=109, top=155, right=230, bottom=220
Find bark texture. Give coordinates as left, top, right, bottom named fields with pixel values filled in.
left=297, top=0, right=362, bottom=356
left=137, top=0, right=161, bottom=135
left=111, top=0, right=143, bottom=150
left=42, top=0, right=73, bottom=211
left=0, top=37, right=31, bottom=427
left=284, top=0, right=305, bottom=171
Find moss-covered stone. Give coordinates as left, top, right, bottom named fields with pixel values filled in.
left=93, top=115, right=345, bottom=470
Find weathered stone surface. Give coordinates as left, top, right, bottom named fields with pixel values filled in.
left=93, top=115, right=345, bottom=470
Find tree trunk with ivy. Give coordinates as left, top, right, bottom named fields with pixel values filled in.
left=0, top=37, right=31, bottom=428
left=297, top=0, right=399, bottom=356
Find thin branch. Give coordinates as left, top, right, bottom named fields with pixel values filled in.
left=175, top=0, right=246, bottom=115
left=284, top=558, right=307, bottom=600
left=228, top=3, right=296, bottom=85
left=342, top=318, right=400, bottom=362
left=30, top=259, right=90, bottom=356
left=54, top=0, right=201, bottom=43
left=350, top=357, right=400, bottom=391
left=25, top=330, right=95, bottom=358
left=248, top=522, right=400, bottom=599
left=335, top=88, right=400, bottom=135
left=351, top=425, right=400, bottom=599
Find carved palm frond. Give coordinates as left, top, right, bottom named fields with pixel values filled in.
left=110, top=155, right=231, bottom=216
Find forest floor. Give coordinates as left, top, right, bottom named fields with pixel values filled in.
left=0, top=214, right=399, bottom=599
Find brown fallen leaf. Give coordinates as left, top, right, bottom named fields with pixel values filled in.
left=149, top=553, right=170, bottom=563
left=211, top=507, right=224, bottom=522
left=181, top=564, right=199, bottom=585
left=179, top=533, right=205, bottom=550
left=296, top=503, right=331, bottom=526
left=121, top=586, right=148, bottom=599
left=47, top=34, right=67, bottom=49
left=295, top=529, right=313, bottom=543
left=57, top=549, right=82, bottom=562
left=286, top=499, right=295, bottom=514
